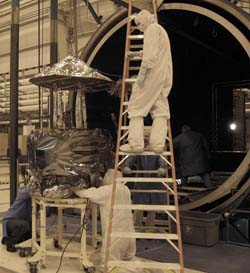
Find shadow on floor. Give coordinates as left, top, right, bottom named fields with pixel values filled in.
left=136, top=239, right=250, bottom=273
left=2, top=214, right=250, bottom=273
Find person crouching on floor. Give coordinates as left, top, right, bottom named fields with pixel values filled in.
left=1, top=186, right=32, bottom=252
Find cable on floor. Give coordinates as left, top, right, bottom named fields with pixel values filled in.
left=55, top=199, right=90, bottom=273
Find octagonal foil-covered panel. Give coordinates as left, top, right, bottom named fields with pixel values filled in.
left=30, top=55, right=115, bottom=92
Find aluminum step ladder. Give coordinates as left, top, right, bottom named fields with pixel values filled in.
left=103, top=1, right=184, bottom=272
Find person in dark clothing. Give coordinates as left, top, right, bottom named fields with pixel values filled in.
left=1, top=187, right=32, bottom=252
left=124, top=155, right=166, bottom=226
left=173, top=125, right=212, bottom=187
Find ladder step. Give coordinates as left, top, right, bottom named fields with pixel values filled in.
left=125, top=78, right=137, bottom=83
left=130, top=170, right=159, bottom=174
left=111, top=232, right=178, bottom=240
left=119, top=151, right=171, bottom=156
left=127, top=189, right=189, bottom=196
left=129, top=66, right=141, bottom=71
left=178, top=192, right=191, bottom=196
left=129, top=34, right=144, bottom=40
left=128, top=56, right=142, bottom=61
left=130, top=44, right=143, bottom=49
left=117, top=177, right=174, bottom=183
left=121, top=125, right=152, bottom=130
left=109, top=261, right=181, bottom=270
left=135, top=225, right=168, bottom=231
left=114, top=204, right=176, bottom=211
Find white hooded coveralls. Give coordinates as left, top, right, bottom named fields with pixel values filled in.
left=74, top=170, right=136, bottom=271
left=125, top=10, right=173, bottom=152
left=128, top=10, right=173, bottom=119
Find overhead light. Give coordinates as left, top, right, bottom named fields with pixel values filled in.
left=229, top=123, right=237, bottom=131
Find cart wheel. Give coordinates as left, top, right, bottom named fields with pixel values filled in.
left=29, top=262, right=38, bottom=273
left=19, top=248, right=26, bottom=257
left=84, top=266, right=96, bottom=273
left=53, top=239, right=59, bottom=248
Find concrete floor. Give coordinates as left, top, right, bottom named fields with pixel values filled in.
left=0, top=241, right=203, bottom=273
left=0, top=178, right=249, bottom=273
left=0, top=243, right=94, bottom=273
left=1, top=188, right=250, bottom=273
left=0, top=238, right=204, bottom=273
left=1, top=210, right=250, bottom=273
left=137, top=238, right=250, bottom=273
left=1, top=229, right=250, bottom=273
left=1, top=212, right=250, bottom=273
left=0, top=215, right=204, bottom=273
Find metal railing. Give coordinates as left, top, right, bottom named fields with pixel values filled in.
left=0, top=66, right=50, bottom=125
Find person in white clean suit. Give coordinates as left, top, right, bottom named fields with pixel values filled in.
left=120, top=9, right=173, bottom=154
left=74, top=169, right=136, bottom=272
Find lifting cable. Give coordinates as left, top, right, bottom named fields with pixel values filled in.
left=37, top=0, right=45, bottom=130
left=38, top=0, right=41, bottom=129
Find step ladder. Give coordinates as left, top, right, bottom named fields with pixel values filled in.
left=103, top=1, right=184, bottom=272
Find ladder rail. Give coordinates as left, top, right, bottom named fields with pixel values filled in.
left=168, top=119, right=185, bottom=271
left=152, top=0, right=158, bottom=20
left=151, top=0, right=176, bottom=243
left=103, top=2, right=133, bottom=272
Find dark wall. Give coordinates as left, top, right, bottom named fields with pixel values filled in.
left=82, top=9, right=250, bottom=155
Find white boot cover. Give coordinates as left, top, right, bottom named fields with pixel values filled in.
left=120, top=117, right=144, bottom=153
left=149, top=117, right=167, bottom=153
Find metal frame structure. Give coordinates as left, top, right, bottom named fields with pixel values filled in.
left=26, top=196, right=94, bottom=273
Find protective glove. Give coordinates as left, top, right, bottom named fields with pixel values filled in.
left=136, top=66, right=148, bottom=88
left=123, top=167, right=132, bottom=175
left=126, top=50, right=142, bottom=60
left=157, top=167, right=166, bottom=177
left=129, top=14, right=137, bottom=21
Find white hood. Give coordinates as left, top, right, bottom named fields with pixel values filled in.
left=134, top=9, right=156, bottom=32
left=103, top=169, right=122, bottom=185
